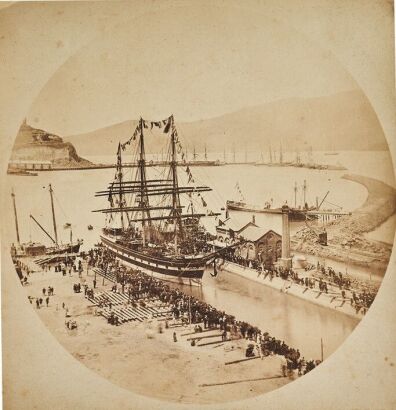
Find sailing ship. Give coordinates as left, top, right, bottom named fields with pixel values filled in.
left=186, top=144, right=221, bottom=166
left=93, top=115, right=221, bottom=286
left=10, top=185, right=83, bottom=257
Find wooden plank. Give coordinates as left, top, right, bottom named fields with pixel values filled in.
left=197, top=339, right=231, bottom=347
left=224, top=356, right=260, bottom=365
left=187, top=333, right=223, bottom=341
left=199, top=375, right=284, bottom=387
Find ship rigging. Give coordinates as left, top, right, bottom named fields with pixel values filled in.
left=93, top=115, right=222, bottom=286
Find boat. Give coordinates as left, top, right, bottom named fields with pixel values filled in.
left=226, top=200, right=317, bottom=222
left=10, top=185, right=83, bottom=258
left=88, top=225, right=93, bottom=230
left=325, top=152, right=339, bottom=156
left=226, top=180, right=319, bottom=222
left=93, top=115, right=221, bottom=286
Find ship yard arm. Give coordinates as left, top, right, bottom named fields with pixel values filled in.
left=29, top=214, right=56, bottom=244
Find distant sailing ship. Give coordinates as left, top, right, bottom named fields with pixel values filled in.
left=94, top=115, right=221, bottom=286
left=10, top=184, right=83, bottom=257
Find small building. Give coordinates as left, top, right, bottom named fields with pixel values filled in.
left=215, top=218, right=257, bottom=246
left=236, top=224, right=282, bottom=267
left=8, top=160, right=52, bottom=171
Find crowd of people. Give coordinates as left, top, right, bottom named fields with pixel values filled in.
left=222, top=249, right=377, bottom=314
left=26, top=284, right=55, bottom=309
left=13, top=242, right=376, bottom=376
left=88, top=247, right=320, bottom=376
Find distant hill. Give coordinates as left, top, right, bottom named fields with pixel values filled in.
left=64, top=90, right=387, bottom=157
left=11, top=120, right=92, bottom=167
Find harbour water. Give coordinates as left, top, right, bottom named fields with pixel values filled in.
left=3, top=150, right=394, bottom=363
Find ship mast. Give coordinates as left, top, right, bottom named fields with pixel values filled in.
left=49, top=184, right=58, bottom=245
left=11, top=188, right=20, bottom=245
left=170, top=116, right=183, bottom=250
left=303, top=179, right=307, bottom=208
left=94, top=116, right=220, bottom=249
left=138, top=117, right=152, bottom=245
left=204, top=144, right=207, bottom=160
left=116, top=143, right=125, bottom=230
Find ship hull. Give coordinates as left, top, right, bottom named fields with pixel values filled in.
left=101, top=235, right=205, bottom=286
left=227, top=201, right=318, bottom=221
left=46, top=242, right=82, bottom=255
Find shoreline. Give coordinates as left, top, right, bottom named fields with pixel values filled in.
left=221, top=262, right=363, bottom=320
left=292, top=173, right=396, bottom=272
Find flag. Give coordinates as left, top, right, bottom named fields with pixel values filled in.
left=64, top=223, right=71, bottom=229
left=201, top=197, right=207, bottom=207
left=163, top=118, right=171, bottom=133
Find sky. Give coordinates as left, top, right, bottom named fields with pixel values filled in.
left=27, top=2, right=359, bottom=137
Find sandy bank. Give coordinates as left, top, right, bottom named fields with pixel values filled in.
left=292, top=174, right=396, bottom=271
left=22, top=266, right=291, bottom=404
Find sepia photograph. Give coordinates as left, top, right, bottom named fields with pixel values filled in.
left=1, top=1, right=396, bottom=409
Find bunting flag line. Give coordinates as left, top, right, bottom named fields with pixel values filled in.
left=235, top=182, right=245, bottom=201
left=121, top=115, right=175, bottom=150
left=121, top=123, right=141, bottom=150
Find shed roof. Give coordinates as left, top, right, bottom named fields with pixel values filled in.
left=239, top=225, right=281, bottom=242
left=219, top=218, right=256, bottom=233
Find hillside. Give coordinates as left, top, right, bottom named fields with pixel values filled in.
left=64, top=89, right=387, bottom=157
left=11, top=120, right=92, bottom=167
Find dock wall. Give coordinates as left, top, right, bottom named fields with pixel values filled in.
left=221, top=261, right=362, bottom=320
